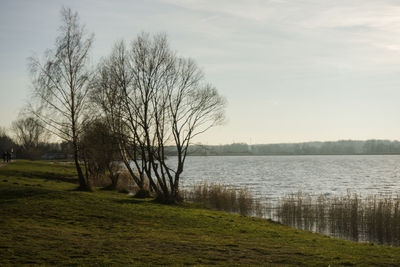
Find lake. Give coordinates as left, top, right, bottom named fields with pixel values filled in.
left=171, top=155, right=400, bottom=200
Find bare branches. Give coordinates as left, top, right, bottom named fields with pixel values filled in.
left=11, top=117, right=45, bottom=150
left=26, top=6, right=225, bottom=197
left=91, top=33, right=226, bottom=202
left=28, top=7, right=93, bottom=190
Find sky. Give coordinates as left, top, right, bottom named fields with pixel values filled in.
left=1, top=0, right=400, bottom=145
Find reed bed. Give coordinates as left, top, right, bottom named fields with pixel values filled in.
left=184, top=183, right=400, bottom=246
left=91, top=170, right=400, bottom=246
left=275, top=192, right=400, bottom=246
left=183, top=182, right=264, bottom=216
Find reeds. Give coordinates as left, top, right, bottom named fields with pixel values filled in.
left=89, top=170, right=141, bottom=193
left=185, top=183, right=400, bottom=246
left=275, top=192, right=400, bottom=245
left=184, top=183, right=257, bottom=216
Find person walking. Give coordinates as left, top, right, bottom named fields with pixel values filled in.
left=2, top=152, right=6, bottom=162
left=6, top=151, right=10, bottom=163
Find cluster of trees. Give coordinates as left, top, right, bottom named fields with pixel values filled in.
left=27, top=8, right=225, bottom=203
left=0, top=117, right=71, bottom=160
left=11, top=117, right=48, bottom=159
left=0, top=128, right=15, bottom=158
left=182, top=140, right=400, bottom=156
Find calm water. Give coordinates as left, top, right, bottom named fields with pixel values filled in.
left=171, top=155, right=400, bottom=200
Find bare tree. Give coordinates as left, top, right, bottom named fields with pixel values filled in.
left=92, top=33, right=226, bottom=202
left=91, top=41, right=152, bottom=196
left=142, top=37, right=226, bottom=202
left=29, top=7, right=94, bottom=190
left=11, top=116, right=47, bottom=159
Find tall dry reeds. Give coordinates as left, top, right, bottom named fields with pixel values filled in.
left=89, top=169, right=148, bottom=194
left=275, top=192, right=400, bottom=246
left=184, top=183, right=256, bottom=216
left=185, top=183, right=400, bottom=246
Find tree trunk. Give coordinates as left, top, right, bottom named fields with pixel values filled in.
left=72, top=138, right=89, bottom=190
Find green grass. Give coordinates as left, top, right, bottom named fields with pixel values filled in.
left=1, top=161, right=400, bottom=266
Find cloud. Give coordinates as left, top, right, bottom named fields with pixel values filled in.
left=161, top=0, right=400, bottom=73
left=160, top=0, right=283, bottom=21
left=3, top=0, right=400, bottom=142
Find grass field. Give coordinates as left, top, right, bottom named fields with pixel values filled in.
left=1, top=160, right=400, bottom=266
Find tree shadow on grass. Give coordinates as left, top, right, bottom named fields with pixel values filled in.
left=113, top=198, right=146, bottom=205
left=0, top=185, right=55, bottom=201
left=0, top=169, right=77, bottom=184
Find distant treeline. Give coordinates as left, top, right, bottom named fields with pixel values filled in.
left=166, top=140, right=400, bottom=156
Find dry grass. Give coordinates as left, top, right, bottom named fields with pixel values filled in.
left=90, top=170, right=139, bottom=193
left=275, top=192, right=400, bottom=246
left=185, top=183, right=400, bottom=246
left=183, top=183, right=256, bottom=216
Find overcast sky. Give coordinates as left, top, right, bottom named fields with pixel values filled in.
left=1, top=0, right=400, bottom=144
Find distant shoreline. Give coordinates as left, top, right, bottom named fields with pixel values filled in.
left=182, top=153, right=400, bottom=156
left=166, top=139, right=400, bottom=156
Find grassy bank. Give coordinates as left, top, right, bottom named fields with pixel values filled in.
left=1, top=161, right=400, bottom=266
